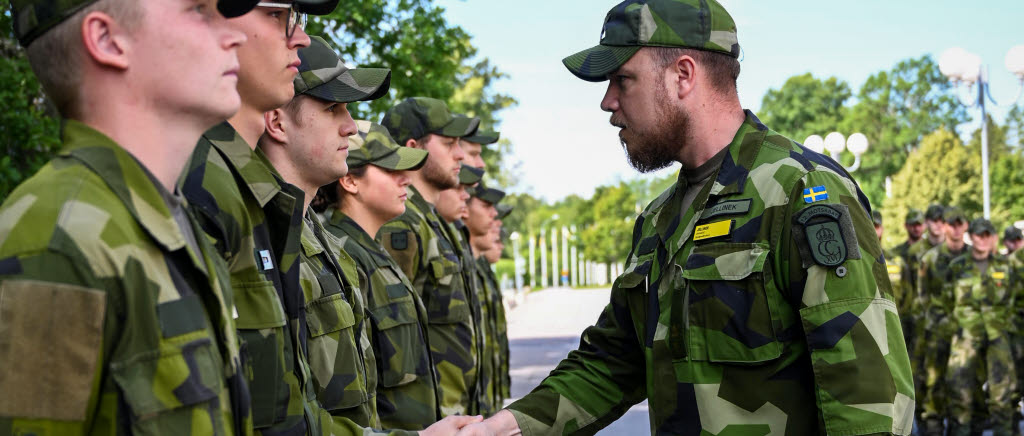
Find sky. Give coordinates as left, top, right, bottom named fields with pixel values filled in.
left=434, top=0, right=1024, bottom=202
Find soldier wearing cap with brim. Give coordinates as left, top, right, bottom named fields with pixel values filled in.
left=917, top=206, right=974, bottom=435
left=1002, top=226, right=1023, bottom=255
left=460, top=128, right=500, bottom=169
left=1, top=0, right=257, bottom=432
left=943, top=218, right=1018, bottom=435
left=485, top=200, right=513, bottom=407
left=377, top=97, right=486, bottom=417
left=175, top=0, right=371, bottom=433
left=259, top=37, right=475, bottom=435
left=460, top=0, right=913, bottom=434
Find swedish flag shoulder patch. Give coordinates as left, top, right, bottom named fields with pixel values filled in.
left=803, top=186, right=829, bottom=204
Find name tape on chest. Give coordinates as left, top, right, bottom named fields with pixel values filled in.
left=700, top=199, right=752, bottom=221
left=694, top=220, right=733, bottom=242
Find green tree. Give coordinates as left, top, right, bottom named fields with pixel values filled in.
left=842, top=55, right=968, bottom=204
left=759, top=73, right=851, bottom=142
left=577, top=183, right=637, bottom=266
left=0, top=0, right=61, bottom=201
left=882, top=129, right=981, bottom=247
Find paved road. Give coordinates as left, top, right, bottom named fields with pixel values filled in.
left=505, top=286, right=648, bottom=435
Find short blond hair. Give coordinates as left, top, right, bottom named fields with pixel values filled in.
left=26, top=0, right=142, bottom=118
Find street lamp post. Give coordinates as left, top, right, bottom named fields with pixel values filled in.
left=550, top=226, right=558, bottom=287
left=510, top=232, right=522, bottom=293
left=539, top=228, right=547, bottom=288
left=528, top=233, right=536, bottom=289
left=804, top=132, right=870, bottom=172
left=938, top=45, right=1024, bottom=219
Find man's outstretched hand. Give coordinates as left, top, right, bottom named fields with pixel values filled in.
left=454, top=410, right=522, bottom=436
left=419, top=415, right=484, bottom=436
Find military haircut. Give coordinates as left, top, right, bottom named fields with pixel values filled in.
left=649, top=46, right=740, bottom=94
left=25, top=0, right=142, bottom=118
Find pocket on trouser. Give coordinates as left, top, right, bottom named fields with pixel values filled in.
left=680, top=243, right=783, bottom=363
left=232, top=280, right=287, bottom=428
left=370, top=301, right=430, bottom=388
left=111, top=338, right=227, bottom=435
left=305, top=293, right=369, bottom=411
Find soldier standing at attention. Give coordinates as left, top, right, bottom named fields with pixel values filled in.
left=1002, top=226, right=1023, bottom=255
left=893, top=209, right=925, bottom=287
left=377, top=97, right=483, bottom=417
left=917, top=206, right=972, bottom=435
left=0, top=0, right=255, bottom=432
left=177, top=1, right=347, bottom=433
left=321, top=121, right=451, bottom=431
left=459, top=0, right=914, bottom=434
left=943, top=218, right=1018, bottom=436
left=875, top=212, right=914, bottom=361
left=476, top=197, right=513, bottom=408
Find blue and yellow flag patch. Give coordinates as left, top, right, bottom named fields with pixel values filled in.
left=803, top=186, right=829, bottom=204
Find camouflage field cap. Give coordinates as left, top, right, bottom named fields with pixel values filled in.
left=904, top=209, right=924, bottom=225
left=925, top=203, right=946, bottom=221
left=469, top=182, right=506, bottom=205
left=496, top=203, right=513, bottom=220
left=295, top=36, right=391, bottom=103
left=944, top=206, right=967, bottom=225
left=463, top=129, right=500, bottom=145
left=10, top=0, right=261, bottom=46
left=968, top=218, right=996, bottom=235
left=871, top=210, right=883, bottom=226
left=346, top=120, right=428, bottom=171
left=1004, top=226, right=1023, bottom=241
left=563, top=0, right=740, bottom=82
left=459, top=164, right=484, bottom=185
left=381, top=97, right=481, bottom=145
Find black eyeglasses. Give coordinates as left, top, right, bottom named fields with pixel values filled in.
left=256, top=2, right=307, bottom=39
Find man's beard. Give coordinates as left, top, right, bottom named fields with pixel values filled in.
left=614, top=94, right=688, bottom=173
left=421, top=156, right=458, bottom=191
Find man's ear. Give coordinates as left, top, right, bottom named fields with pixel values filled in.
left=81, top=11, right=130, bottom=70
left=264, top=108, right=288, bottom=143
left=670, top=54, right=698, bottom=100
left=338, top=174, right=359, bottom=195
left=406, top=137, right=423, bottom=150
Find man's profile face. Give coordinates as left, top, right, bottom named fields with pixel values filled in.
left=904, top=222, right=924, bottom=240
left=229, top=3, right=311, bottom=111
left=460, top=140, right=485, bottom=168
left=436, top=186, right=469, bottom=222
left=418, top=134, right=465, bottom=191
left=134, top=0, right=246, bottom=122
left=1006, top=238, right=1024, bottom=253
left=601, top=49, right=686, bottom=173
left=874, top=224, right=884, bottom=242
left=466, top=197, right=496, bottom=240
left=283, top=97, right=357, bottom=186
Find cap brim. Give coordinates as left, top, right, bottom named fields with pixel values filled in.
left=437, top=116, right=480, bottom=138
left=306, top=69, right=391, bottom=103
left=562, top=45, right=640, bottom=82
left=374, top=147, right=428, bottom=171
left=463, top=131, right=500, bottom=145
left=459, top=166, right=484, bottom=185
left=293, top=0, right=338, bottom=15
left=218, top=0, right=260, bottom=18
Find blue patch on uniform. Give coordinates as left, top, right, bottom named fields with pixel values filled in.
left=802, top=186, right=829, bottom=203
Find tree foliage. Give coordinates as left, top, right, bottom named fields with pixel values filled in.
left=759, top=73, right=851, bottom=143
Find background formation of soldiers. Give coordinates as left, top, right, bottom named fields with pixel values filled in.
left=881, top=204, right=1024, bottom=436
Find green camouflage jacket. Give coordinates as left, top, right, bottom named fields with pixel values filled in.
left=475, top=255, right=511, bottom=405
left=181, top=122, right=321, bottom=434
left=377, top=185, right=479, bottom=417
left=883, top=249, right=915, bottom=358
left=0, top=120, right=251, bottom=435
left=448, top=220, right=492, bottom=415
left=916, top=243, right=970, bottom=338
left=321, top=209, right=442, bottom=430
left=299, top=212, right=385, bottom=431
left=943, top=254, right=1017, bottom=339
left=506, top=111, right=914, bottom=435
left=891, top=240, right=917, bottom=291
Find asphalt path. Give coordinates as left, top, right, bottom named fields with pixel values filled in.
left=504, top=286, right=648, bottom=435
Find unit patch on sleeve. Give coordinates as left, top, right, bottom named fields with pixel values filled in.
left=792, top=204, right=861, bottom=268
left=391, top=231, right=409, bottom=251
left=802, top=186, right=829, bottom=204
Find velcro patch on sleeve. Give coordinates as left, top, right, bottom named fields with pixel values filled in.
left=390, top=231, right=409, bottom=251
left=791, top=204, right=861, bottom=268
left=0, top=280, right=106, bottom=421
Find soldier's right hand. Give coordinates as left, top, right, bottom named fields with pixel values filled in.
left=419, top=414, right=484, bottom=436
left=453, top=410, right=522, bottom=436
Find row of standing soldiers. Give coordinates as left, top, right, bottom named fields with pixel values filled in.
left=881, top=204, right=1024, bottom=436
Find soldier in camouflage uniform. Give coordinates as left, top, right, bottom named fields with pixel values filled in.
left=377, top=97, right=484, bottom=417
left=875, top=211, right=914, bottom=361
left=892, top=209, right=925, bottom=288
left=483, top=201, right=514, bottom=406
left=257, top=35, right=399, bottom=432
left=460, top=129, right=500, bottom=169
left=320, top=121, right=452, bottom=431
left=178, top=2, right=350, bottom=433
left=460, top=1, right=914, bottom=434
left=1, top=0, right=256, bottom=433
left=1003, top=226, right=1023, bottom=255
left=917, top=207, right=973, bottom=435
left=943, top=218, right=1018, bottom=436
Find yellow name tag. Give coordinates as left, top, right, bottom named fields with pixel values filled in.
left=992, top=271, right=1006, bottom=280
left=694, top=220, right=732, bottom=241
left=886, top=265, right=901, bottom=275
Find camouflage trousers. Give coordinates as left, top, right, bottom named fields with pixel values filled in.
left=946, top=327, right=1017, bottom=436
left=919, top=321, right=954, bottom=427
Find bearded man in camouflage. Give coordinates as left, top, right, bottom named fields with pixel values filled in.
left=459, top=0, right=914, bottom=434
